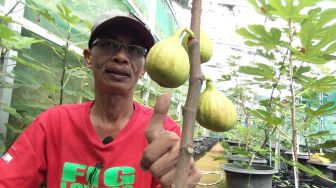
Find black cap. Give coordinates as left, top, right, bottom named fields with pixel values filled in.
left=88, top=10, right=155, bottom=50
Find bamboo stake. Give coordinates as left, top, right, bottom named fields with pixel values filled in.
left=172, top=0, right=202, bottom=187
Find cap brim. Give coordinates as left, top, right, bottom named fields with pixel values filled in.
left=89, top=16, right=155, bottom=50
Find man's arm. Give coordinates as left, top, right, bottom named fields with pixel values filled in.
left=0, top=114, right=47, bottom=187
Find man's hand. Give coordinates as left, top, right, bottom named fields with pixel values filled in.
left=140, top=91, right=201, bottom=187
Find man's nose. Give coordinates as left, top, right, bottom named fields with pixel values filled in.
left=113, top=45, right=129, bottom=63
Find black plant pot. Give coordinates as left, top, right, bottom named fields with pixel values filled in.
left=282, top=151, right=311, bottom=170
left=223, top=139, right=245, bottom=147
left=308, top=160, right=335, bottom=187
left=327, top=165, right=336, bottom=181
left=222, top=163, right=278, bottom=188
left=227, top=155, right=268, bottom=165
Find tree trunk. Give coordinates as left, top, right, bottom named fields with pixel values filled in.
left=172, top=0, right=202, bottom=187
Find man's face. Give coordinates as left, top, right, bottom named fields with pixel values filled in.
left=84, top=28, right=146, bottom=95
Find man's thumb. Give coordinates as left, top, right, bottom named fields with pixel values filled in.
left=145, top=91, right=172, bottom=143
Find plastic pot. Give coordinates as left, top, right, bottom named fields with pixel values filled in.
left=282, top=151, right=311, bottom=170
left=308, top=160, right=335, bottom=187
left=327, top=165, right=336, bottom=181
left=221, top=163, right=278, bottom=188
left=227, top=155, right=267, bottom=165
left=223, top=139, right=245, bottom=147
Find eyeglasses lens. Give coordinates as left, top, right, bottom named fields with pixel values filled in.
left=92, top=39, right=147, bottom=57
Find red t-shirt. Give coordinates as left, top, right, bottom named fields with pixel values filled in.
left=0, top=101, right=181, bottom=188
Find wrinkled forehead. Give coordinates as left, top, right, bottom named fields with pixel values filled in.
left=95, top=27, right=143, bottom=46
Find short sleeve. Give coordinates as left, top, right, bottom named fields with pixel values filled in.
left=0, top=113, right=48, bottom=187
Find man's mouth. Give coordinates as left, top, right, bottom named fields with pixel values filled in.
left=104, top=68, right=130, bottom=77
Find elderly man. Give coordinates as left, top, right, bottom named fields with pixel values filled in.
left=0, top=10, right=200, bottom=188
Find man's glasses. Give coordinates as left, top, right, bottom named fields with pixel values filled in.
left=91, top=38, right=147, bottom=58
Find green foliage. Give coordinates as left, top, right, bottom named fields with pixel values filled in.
left=305, top=101, right=336, bottom=117
left=248, top=108, right=283, bottom=127
left=277, top=155, right=332, bottom=180
left=236, top=0, right=336, bottom=137
left=317, top=140, right=336, bottom=149
left=295, top=8, right=336, bottom=64
left=324, top=152, right=336, bottom=162
left=236, top=25, right=281, bottom=51
left=238, top=63, right=277, bottom=82
left=0, top=1, right=95, bottom=150
left=269, top=0, right=320, bottom=22
left=56, top=4, right=81, bottom=25
left=306, top=131, right=335, bottom=140
left=234, top=1, right=336, bottom=182
left=301, top=76, right=336, bottom=93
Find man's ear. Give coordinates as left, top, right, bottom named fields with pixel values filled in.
left=140, top=66, right=146, bottom=79
left=83, top=49, right=92, bottom=68
left=141, top=66, right=146, bottom=77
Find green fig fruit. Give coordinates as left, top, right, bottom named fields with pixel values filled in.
left=145, top=28, right=194, bottom=88
left=196, top=78, right=237, bottom=132
left=182, top=30, right=213, bottom=63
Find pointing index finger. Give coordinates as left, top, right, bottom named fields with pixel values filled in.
left=146, top=90, right=172, bottom=143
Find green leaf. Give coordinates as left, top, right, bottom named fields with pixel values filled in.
left=82, top=19, right=93, bottom=30
left=247, top=0, right=277, bottom=20
left=306, top=131, right=335, bottom=140
left=220, top=74, right=231, bottom=81
left=296, top=8, right=336, bottom=64
left=236, top=27, right=259, bottom=41
left=5, top=123, right=24, bottom=134
left=313, top=102, right=336, bottom=116
left=0, top=25, right=16, bottom=40
left=268, top=0, right=319, bottom=22
left=236, top=25, right=281, bottom=51
left=25, top=0, right=56, bottom=24
left=304, top=107, right=315, bottom=117
left=10, top=56, right=53, bottom=75
left=301, top=76, right=336, bottom=92
left=324, top=152, right=336, bottom=162
left=318, top=140, right=336, bottom=149
left=3, top=36, right=43, bottom=50
left=293, top=66, right=311, bottom=77
left=0, top=15, right=13, bottom=24
left=2, top=105, right=24, bottom=121
left=41, top=83, right=60, bottom=93
left=57, top=4, right=80, bottom=25
left=278, top=155, right=326, bottom=178
left=238, top=63, right=276, bottom=82
left=256, top=49, right=275, bottom=60
left=234, top=147, right=250, bottom=157
left=62, top=88, right=94, bottom=100
left=248, top=109, right=283, bottom=126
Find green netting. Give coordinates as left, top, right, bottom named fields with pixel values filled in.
left=155, top=0, right=179, bottom=39
left=132, top=0, right=151, bottom=21
left=23, top=0, right=131, bottom=49
left=10, top=28, right=93, bottom=117
left=323, top=91, right=336, bottom=131
left=23, top=0, right=179, bottom=47
left=0, top=0, right=4, bottom=6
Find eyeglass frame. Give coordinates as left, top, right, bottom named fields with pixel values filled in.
left=90, top=38, right=148, bottom=58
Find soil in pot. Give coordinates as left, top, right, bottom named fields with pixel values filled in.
left=226, top=155, right=268, bottom=165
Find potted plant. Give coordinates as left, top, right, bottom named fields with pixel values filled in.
left=215, top=53, right=279, bottom=187
left=234, top=0, right=336, bottom=187
left=219, top=118, right=278, bottom=188
left=222, top=162, right=278, bottom=188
